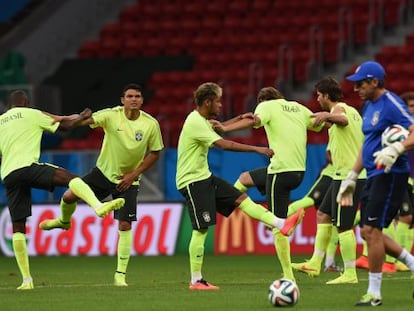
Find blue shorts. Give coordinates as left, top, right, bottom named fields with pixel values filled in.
left=360, top=173, right=409, bottom=229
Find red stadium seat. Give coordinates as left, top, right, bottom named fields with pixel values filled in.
left=120, top=38, right=143, bottom=58
left=118, top=5, right=140, bottom=22
left=99, top=22, right=122, bottom=40
left=77, top=40, right=100, bottom=58
left=73, top=0, right=406, bottom=147
left=98, top=37, right=122, bottom=58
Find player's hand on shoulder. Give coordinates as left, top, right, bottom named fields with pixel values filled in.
left=311, top=112, right=329, bottom=126
left=209, top=119, right=225, bottom=133
left=240, top=112, right=255, bottom=120
left=257, top=146, right=274, bottom=158
left=80, top=108, right=92, bottom=119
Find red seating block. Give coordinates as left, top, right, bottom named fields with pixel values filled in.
left=78, top=40, right=100, bottom=58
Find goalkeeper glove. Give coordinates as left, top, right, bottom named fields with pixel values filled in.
left=336, top=170, right=358, bottom=205
left=373, top=141, right=405, bottom=173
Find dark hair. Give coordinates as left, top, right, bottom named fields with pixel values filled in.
left=193, top=82, right=222, bottom=106
left=257, top=87, right=283, bottom=103
left=314, top=77, right=343, bottom=102
left=8, top=90, right=29, bottom=108
left=121, top=83, right=143, bottom=97
left=400, top=91, right=414, bottom=104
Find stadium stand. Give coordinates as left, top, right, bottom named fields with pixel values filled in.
left=66, top=0, right=410, bottom=147
left=4, top=0, right=410, bottom=148
left=0, top=0, right=413, bottom=204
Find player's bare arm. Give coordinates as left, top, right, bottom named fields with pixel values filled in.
left=214, top=139, right=273, bottom=157
left=312, top=107, right=348, bottom=127
left=211, top=115, right=259, bottom=133
left=116, top=150, right=161, bottom=192
left=44, top=108, right=93, bottom=130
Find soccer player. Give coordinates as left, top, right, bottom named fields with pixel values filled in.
left=234, top=158, right=343, bottom=272
left=397, top=92, right=414, bottom=265
left=288, top=159, right=343, bottom=274
left=292, top=77, right=366, bottom=284
left=40, top=83, right=163, bottom=286
left=212, top=86, right=323, bottom=284
left=338, top=61, right=414, bottom=306
left=0, top=90, right=125, bottom=290
left=176, top=82, right=304, bottom=290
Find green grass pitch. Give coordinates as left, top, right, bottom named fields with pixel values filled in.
left=0, top=255, right=412, bottom=311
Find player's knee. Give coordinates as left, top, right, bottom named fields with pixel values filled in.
left=316, top=210, right=330, bottom=223
left=337, top=225, right=353, bottom=232
left=238, top=172, right=253, bottom=186
left=118, top=221, right=132, bottom=231
left=360, top=225, right=377, bottom=241
left=62, top=189, right=78, bottom=203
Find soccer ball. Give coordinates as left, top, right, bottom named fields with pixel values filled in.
left=381, top=124, right=409, bottom=147
left=268, top=278, right=300, bottom=307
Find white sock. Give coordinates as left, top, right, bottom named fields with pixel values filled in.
left=191, top=272, right=202, bottom=284
left=367, top=272, right=382, bottom=299
left=273, top=218, right=285, bottom=230
left=93, top=203, right=102, bottom=209
left=397, top=249, right=414, bottom=271
left=325, top=255, right=335, bottom=267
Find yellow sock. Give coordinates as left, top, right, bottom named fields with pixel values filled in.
left=12, top=233, right=31, bottom=279
left=68, top=177, right=101, bottom=208
left=338, top=230, right=357, bottom=274
left=383, top=225, right=396, bottom=263
left=287, top=197, right=314, bottom=216
left=396, top=221, right=414, bottom=252
left=234, top=180, right=248, bottom=193
left=60, top=199, right=77, bottom=223
left=309, top=223, right=332, bottom=266
left=353, top=210, right=361, bottom=226
left=325, top=226, right=339, bottom=266
left=239, top=197, right=278, bottom=228
left=189, top=230, right=207, bottom=283
left=117, top=230, right=132, bottom=273
left=273, top=229, right=294, bottom=281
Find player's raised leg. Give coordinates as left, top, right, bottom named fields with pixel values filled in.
left=68, top=177, right=124, bottom=216
left=39, top=199, right=76, bottom=230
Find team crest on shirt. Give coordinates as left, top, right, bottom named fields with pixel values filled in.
left=135, top=131, right=143, bottom=141
left=371, top=111, right=380, bottom=126
left=202, top=212, right=211, bottom=223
